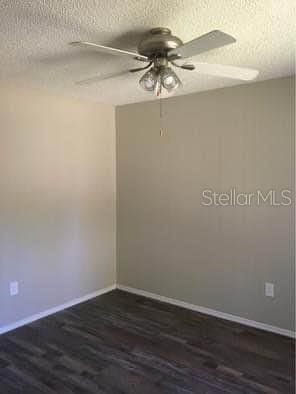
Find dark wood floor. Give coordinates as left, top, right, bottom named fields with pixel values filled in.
left=0, top=290, right=294, bottom=393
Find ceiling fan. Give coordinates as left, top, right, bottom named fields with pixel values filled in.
left=70, top=28, right=259, bottom=96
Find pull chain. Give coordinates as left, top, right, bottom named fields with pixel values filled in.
left=159, top=96, right=164, bottom=137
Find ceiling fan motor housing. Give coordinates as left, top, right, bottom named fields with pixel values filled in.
left=137, top=28, right=183, bottom=58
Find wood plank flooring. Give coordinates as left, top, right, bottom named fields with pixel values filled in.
left=0, top=290, right=294, bottom=393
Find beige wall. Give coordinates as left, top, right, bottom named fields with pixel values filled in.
left=1, top=77, right=294, bottom=332
left=0, top=84, right=116, bottom=327
left=116, top=77, right=295, bottom=331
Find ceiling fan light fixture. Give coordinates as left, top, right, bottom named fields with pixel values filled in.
left=139, top=66, right=181, bottom=96
left=139, top=68, right=158, bottom=91
left=160, top=67, right=181, bottom=91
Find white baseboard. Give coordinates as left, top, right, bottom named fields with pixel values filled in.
left=0, top=284, right=116, bottom=335
left=117, top=284, right=295, bottom=339
left=1, top=283, right=294, bottom=339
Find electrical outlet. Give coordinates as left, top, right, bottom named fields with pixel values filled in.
left=10, top=281, right=19, bottom=296
left=265, top=282, right=274, bottom=298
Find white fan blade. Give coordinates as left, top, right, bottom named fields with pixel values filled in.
left=169, top=30, right=236, bottom=59
left=76, top=70, right=130, bottom=86
left=193, top=62, right=259, bottom=81
left=70, top=41, right=148, bottom=61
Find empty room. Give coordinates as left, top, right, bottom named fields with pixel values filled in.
left=0, top=1, right=295, bottom=393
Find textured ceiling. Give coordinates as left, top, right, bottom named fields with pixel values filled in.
left=0, top=0, right=295, bottom=106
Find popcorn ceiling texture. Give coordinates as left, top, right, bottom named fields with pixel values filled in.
left=0, top=0, right=295, bottom=105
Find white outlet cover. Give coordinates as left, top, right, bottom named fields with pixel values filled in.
left=265, top=282, right=274, bottom=298
left=10, top=281, right=19, bottom=296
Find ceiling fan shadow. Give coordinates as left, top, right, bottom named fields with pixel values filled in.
left=76, top=70, right=135, bottom=86
left=101, top=29, right=148, bottom=52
